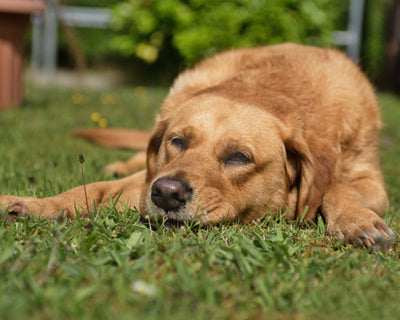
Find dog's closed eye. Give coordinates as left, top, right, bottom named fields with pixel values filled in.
left=225, top=152, right=252, bottom=165
left=170, top=137, right=187, bottom=150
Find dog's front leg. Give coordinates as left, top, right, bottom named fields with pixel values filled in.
left=321, top=179, right=395, bottom=251
left=104, top=151, right=147, bottom=177
left=0, top=170, right=146, bottom=220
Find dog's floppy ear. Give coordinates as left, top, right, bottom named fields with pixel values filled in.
left=145, top=120, right=168, bottom=182
left=280, top=114, right=324, bottom=221
left=284, top=129, right=317, bottom=221
left=282, top=118, right=337, bottom=221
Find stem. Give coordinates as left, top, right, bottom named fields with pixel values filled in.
left=81, top=165, right=91, bottom=220
left=79, top=153, right=93, bottom=228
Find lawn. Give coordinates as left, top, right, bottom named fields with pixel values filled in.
left=1, top=84, right=400, bottom=319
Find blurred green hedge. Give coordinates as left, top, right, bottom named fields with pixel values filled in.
left=55, top=0, right=391, bottom=82
left=111, top=0, right=347, bottom=65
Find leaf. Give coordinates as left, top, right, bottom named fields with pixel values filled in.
left=75, top=285, right=98, bottom=302
left=126, top=231, right=142, bottom=250
left=110, top=251, right=122, bottom=267
left=0, top=247, right=14, bottom=264
left=276, top=228, right=284, bottom=242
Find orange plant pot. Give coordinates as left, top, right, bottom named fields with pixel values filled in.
left=0, top=0, right=45, bottom=110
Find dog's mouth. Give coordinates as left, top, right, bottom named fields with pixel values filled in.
left=139, top=216, right=201, bottom=232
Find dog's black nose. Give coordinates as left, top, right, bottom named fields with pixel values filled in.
left=151, top=177, right=193, bottom=211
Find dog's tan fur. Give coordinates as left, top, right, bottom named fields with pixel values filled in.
left=0, top=43, right=395, bottom=251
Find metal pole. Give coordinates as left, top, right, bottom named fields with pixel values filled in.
left=31, top=13, right=44, bottom=71
left=347, top=0, right=365, bottom=62
left=43, top=0, right=58, bottom=80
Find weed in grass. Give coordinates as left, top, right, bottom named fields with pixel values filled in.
left=78, top=153, right=93, bottom=229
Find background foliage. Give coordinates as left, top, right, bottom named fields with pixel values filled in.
left=111, top=0, right=347, bottom=65
left=362, top=0, right=391, bottom=80
left=53, top=0, right=391, bottom=83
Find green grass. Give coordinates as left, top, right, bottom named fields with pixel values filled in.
left=1, top=85, right=400, bottom=319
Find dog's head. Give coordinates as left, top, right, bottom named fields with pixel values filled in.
left=139, top=94, right=316, bottom=225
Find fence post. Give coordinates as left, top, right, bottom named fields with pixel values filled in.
left=346, top=0, right=365, bottom=61
left=43, top=0, right=58, bottom=80
left=31, top=13, right=44, bottom=71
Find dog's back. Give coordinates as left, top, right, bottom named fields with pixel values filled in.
left=166, top=43, right=379, bottom=128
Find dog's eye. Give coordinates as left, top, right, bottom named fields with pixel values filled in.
left=170, top=137, right=187, bottom=150
left=226, top=152, right=252, bottom=165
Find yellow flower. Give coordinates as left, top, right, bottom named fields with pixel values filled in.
left=98, top=118, right=109, bottom=128
left=90, top=112, right=101, bottom=122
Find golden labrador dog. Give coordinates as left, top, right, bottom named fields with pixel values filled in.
left=0, top=43, right=395, bottom=251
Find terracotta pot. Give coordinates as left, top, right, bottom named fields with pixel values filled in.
left=0, top=0, right=45, bottom=110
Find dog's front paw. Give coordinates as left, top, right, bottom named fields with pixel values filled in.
left=5, top=202, right=32, bottom=219
left=327, top=209, right=396, bottom=252
left=0, top=195, right=71, bottom=221
left=363, top=221, right=396, bottom=252
left=0, top=196, right=40, bottom=220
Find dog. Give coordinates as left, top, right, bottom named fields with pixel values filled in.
left=0, top=43, right=395, bottom=251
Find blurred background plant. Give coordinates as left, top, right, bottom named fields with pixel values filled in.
left=25, top=0, right=396, bottom=89
left=111, top=0, right=345, bottom=64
